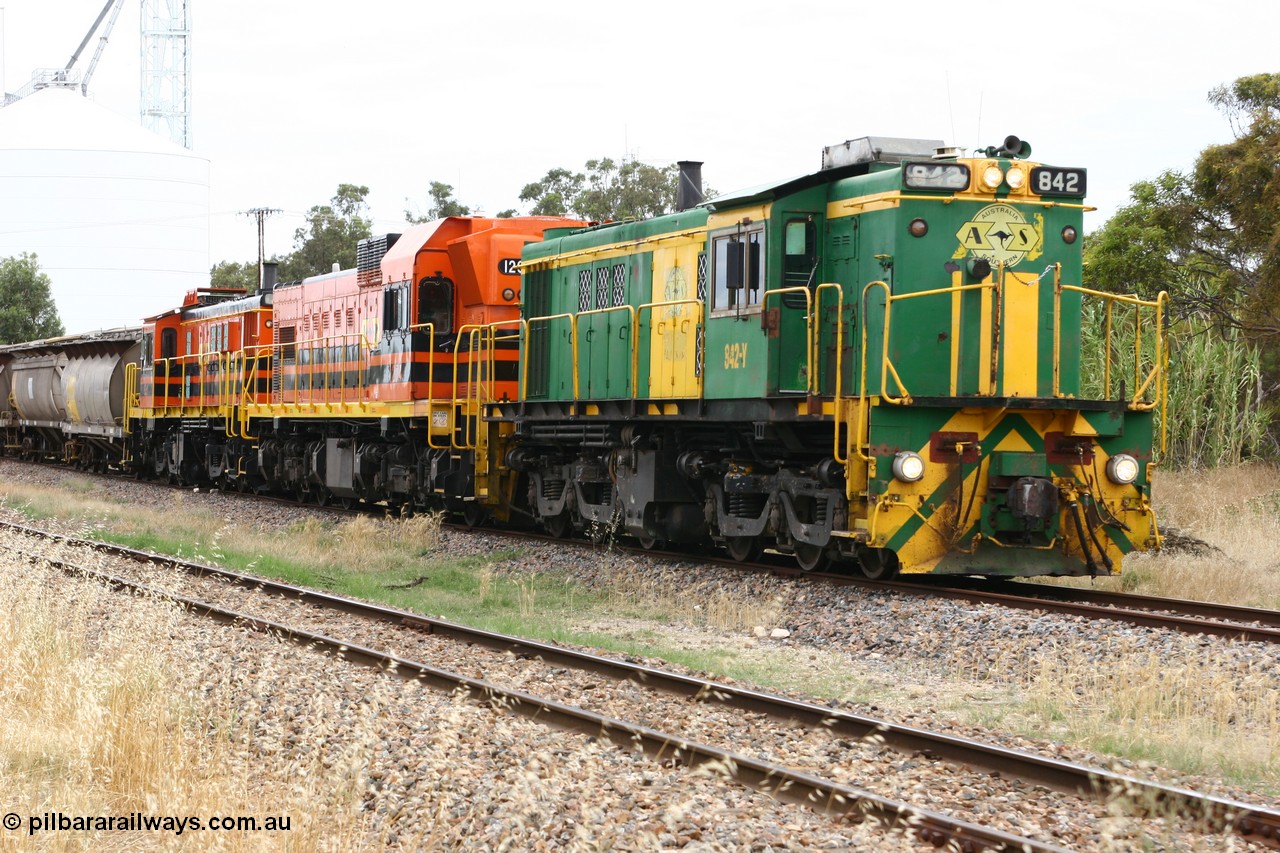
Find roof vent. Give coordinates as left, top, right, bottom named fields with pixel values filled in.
left=357, top=233, right=401, bottom=287
left=932, top=146, right=962, bottom=160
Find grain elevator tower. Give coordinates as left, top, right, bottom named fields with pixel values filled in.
left=140, top=0, right=191, bottom=149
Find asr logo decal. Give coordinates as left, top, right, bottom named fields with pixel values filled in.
left=952, top=204, right=1043, bottom=268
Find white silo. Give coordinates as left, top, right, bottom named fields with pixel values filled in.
left=0, top=88, right=209, bottom=334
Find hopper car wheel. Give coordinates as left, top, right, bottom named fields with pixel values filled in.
left=311, top=489, right=329, bottom=507
left=724, top=536, right=762, bottom=563
left=858, top=547, right=900, bottom=580
left=544, top=511, right=572, bottom=539
left=337, top=497, right=356, bottom=510
left=793, top=542, right=830, bottom=573
left=295, top=486, right=309, bottom=505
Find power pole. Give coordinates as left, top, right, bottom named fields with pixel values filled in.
left=241, top=207, right=281, bottom=292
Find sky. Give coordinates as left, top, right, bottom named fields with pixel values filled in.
left=1, top=0, right=1279, bottom=333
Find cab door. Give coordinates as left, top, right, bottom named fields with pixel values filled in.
left=775, top=214, right=822, bottom=395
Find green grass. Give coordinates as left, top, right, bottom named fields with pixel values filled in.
left=89, top=525, right=617, bottom=638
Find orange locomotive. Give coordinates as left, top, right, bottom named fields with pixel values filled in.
left=125, top=216, right=583, bottom=515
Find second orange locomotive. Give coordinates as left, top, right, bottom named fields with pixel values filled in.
left=127, top=215, right=581, bottom=517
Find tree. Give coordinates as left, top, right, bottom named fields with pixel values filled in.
left=276, top=184, right=373, bottom=281
left=405, top=182, right=471, bottom=223
left=0, top=253, right=64, bottom=342
left=518, top=157, right=684, bottom=222
left=1084, top=73, right=1280, bottom=340
left=519, top=167, right=585, bottom=216
left=210, top=260, right=258, bottom=292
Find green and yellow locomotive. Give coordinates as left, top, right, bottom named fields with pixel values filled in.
left=495, top=136, right=1166, bottom=577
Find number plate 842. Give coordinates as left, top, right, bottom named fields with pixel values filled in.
left=1030, top=167, right=1087, bottom=197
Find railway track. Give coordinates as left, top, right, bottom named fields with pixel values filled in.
left=10, top=457, right=1278, bottom=646
left=7, top=519, right=1280, bottom=851
left=452, top=520, right=1280, bottom=645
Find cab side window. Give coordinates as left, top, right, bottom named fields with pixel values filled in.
left=711, top=225, right=765, bottom=316
left=160, top=328, right=177, bottom=361
left=382, top=283, right=410, bottom=333
left=417, top=277, right=454, bottom=334
left=783, top=219, right=817, bottom=288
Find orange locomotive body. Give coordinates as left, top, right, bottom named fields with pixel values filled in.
left=126, top=216, right=581, bottom=509
left=271, top=216, right=557, bottom=411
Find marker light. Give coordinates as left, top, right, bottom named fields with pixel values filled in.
left=892, top=451, right=925, bottom=483
left=980, top=164, right=1005, bottom=191
left=1106, top=454, right=1140, bottom=485
left=909, top=218, right=928, bottom=237
left=1061, top=225, right=1078, bottom=244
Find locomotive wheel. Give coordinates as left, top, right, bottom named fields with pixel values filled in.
left=793, top=542, right=830, bottom=573
left=724, top=535, right=762, bottom=563
left=462, top=503, right=488, bottom=529
left=544, top=511, right=572, bottom=539
left=858, top=547, right=900, bottom=580
left=636, top=534, right=667, bottom=551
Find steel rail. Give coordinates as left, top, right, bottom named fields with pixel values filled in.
left=7, top=519, right=1280, bottom=848
left=871, top=576, right=1280, bottom=645
left=447, top=518, right=1280, bottom=645
left=26, top=552, right=1069, bottom=853
left=941, top=577, right=1280, bottom=629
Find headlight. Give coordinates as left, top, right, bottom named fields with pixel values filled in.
left=1106, top=454, right=1140, bottom=485
left=979, top=164, right=1004, bottom=191
left=1005, top=167, right=1026, bottom=190
left=892, top=451, right=925, bottom=483
left=903, top=162, right=970, bottom=191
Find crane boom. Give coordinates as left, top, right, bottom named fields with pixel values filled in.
left=66, top=0, right=120, bottom=71
left=79, top=0, right=126, bottom=94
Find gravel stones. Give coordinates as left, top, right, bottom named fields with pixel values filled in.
left=3, top=458, right=1279, bottom=850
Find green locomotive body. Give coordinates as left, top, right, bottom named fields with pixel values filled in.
left=498, top=136, right=1165, bottom=577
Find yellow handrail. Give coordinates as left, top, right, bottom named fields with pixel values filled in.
left=760, top=286, right=813, bottom=394
left=1053, top=279, right=1168, bottom=413
left=813, top=283, right=846, bottom=462
left=520, top=313, right=579, bottom=402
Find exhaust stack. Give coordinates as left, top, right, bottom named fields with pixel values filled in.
left=676, top=160, right=704, bottom=211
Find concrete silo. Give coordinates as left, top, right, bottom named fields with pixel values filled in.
left=0, top=88, right=209, bottom=334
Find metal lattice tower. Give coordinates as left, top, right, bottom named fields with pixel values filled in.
left=140, top=0, right=191, bottom=149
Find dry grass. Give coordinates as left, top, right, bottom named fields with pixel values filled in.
left=242, top=513, right=444, bottom=575
left=604, top=561, right=787, bottom=633
left=0, top=550, right=368, bottom=851
left=1009, top=639, right=1279, bottom=790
